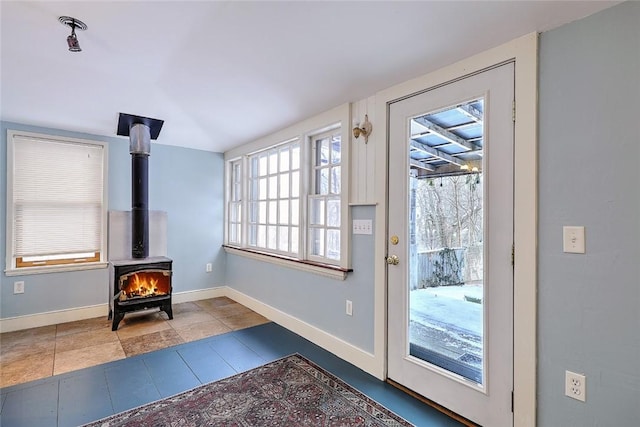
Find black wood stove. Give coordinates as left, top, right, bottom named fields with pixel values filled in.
left=108, top=113, right=173, bottom=331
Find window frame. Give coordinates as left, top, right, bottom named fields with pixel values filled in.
left=307, top=129, right=343, bottom=264
left=223, top=104, right=351, bottom=278
left=246, top=138, right=301, bottom=257
left=5, top=130, right=109, bottom=276
left=227, top=158, right=243, bottom=246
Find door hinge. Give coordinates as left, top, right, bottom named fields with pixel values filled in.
left=512, top=100, right=516, bottom=122
left=511, top=391, right=514, bottom=412
left=511, top=244, right=515, bottom=267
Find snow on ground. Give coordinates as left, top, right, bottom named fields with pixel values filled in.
left=409, top=285, right=484, bottom=372
left=411, top=284, right=483, bottom=335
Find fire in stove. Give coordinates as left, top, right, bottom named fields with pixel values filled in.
left=119, top=270, right=171, bottom=301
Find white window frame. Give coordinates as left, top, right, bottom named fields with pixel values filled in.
left=223, top=104, right=351, bottom=279
left=5, top=130, right=109, bottom=276
left=227, top=158, right=243, bottom=246
left=307, top=129, right=342, bottom=264
left=246, top=138, right=301, bottom=256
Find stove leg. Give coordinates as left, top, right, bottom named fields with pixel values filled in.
left=112, top=311, right=125, bottom=331
left=162, top=303, right=173, bottom=320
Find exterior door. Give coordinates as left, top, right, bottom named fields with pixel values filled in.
left=387, top=63, right=514, bottom=426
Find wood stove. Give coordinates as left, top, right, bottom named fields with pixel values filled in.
left=109, top=257, right=172, bottom=331
left=108, top=113, right=173, bottom=331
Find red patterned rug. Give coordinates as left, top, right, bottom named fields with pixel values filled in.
left=82, top=354, right=414, bottom=426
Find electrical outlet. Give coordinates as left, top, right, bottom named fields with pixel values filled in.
left=565, top=371, right=586, bottom=402
left=14, top=281, right=25, bottom=294
left=345, top=300, right=353, bottom=316
left=206, top=263, right=212, bottom=272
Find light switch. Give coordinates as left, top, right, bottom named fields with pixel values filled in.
left=563, top=226, right=585, bottom=254
left=353, top=219, right=373, bottom=235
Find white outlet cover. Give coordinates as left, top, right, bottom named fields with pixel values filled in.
left=14, top=281, right=25, bottom=294
left=345, top=300, right=353, bottom=316
left=565, top=370, right=586, bottom=402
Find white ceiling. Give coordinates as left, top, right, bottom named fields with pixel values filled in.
left=1, top=1, right=619, bottom=153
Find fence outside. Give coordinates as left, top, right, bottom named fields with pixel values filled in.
left=410, top=245, right=483, bottom=290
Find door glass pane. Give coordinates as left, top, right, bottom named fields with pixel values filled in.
left=407, top=98, right=485, bottom=384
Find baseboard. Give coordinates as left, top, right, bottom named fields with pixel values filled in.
left=171, top=286, right=227, bottom=304
left=224, top=287, right=380, bottom=377
left=0, top=304, right=110, bottom=333
left=0, top=286, right=227, bottom=333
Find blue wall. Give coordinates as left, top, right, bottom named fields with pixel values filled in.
left=0, top=121, right=225, bottom=319
left=225, top=206, right=376, bottom=352
left=538, top=2, right=640, bottom=424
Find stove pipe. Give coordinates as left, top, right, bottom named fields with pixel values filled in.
left=130, top=123, right=150, bottom=259
left=117, top=113, right=164, bottom=260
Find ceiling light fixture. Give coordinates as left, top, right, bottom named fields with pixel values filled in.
left=59, top=16, right=87, bottom=52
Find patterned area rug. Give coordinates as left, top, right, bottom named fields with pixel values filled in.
left=83, top=354, right=414, bottom=426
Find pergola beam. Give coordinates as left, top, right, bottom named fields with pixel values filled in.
left=410, top=158, right=436, bottom=172
left=457, top=104, right=483, bottom=123
left=410, top=140, right=466, bottom=167
left=413, top=116, right=479, bottom=151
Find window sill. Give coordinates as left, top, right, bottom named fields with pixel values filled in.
left=223, top=245, right=351, bottom=281
left=4, top=262, right=109, bottom=277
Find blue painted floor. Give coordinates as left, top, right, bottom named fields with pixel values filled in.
left=0, top=322, right=463, bottom=426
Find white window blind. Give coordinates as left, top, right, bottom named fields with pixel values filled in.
left=9, top=133, right=105, bottom=269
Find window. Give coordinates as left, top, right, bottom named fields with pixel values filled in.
left=247, top=139, right=300, bottom=255
left=224, top=106, right=350, bottom=276
left=228, top=159, right=242, bottom=245
left=6, top=130, right=107, bottom=274
left=308, top=130, right=341, bottom=262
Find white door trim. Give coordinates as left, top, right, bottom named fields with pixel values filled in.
left=371, top=32, right=538, bottom=427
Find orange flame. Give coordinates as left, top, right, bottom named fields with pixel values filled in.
left=123, top=272, right=168, bottom=298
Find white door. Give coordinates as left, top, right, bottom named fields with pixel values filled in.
left=387, top=63, right=514, bottom=426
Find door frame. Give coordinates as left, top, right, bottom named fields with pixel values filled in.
left=370, top=33, right=538, bottom=427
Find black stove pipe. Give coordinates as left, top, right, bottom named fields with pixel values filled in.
left=116, top=113, right=164, bottom=260
left=129, top=123, right=151, bottom=259
left=131, top=153, right=149, bottom=258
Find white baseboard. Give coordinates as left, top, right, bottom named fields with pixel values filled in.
left=171, top=286, right=227, bottom=304
left=0, top=285, right=381, bottom=379
left=0, top=304, right=110, bottom=333
left=224, top=287, right=381, bottom=377
left=0, top=286, right=227, bottom=333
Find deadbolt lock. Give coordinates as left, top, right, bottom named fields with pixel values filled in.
left=390, top=235, right=399, bottom=245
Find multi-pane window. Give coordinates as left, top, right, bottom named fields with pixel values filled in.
left=308, top=130, right=341, bottom=262
left=224, top=117, right=348, bottom=271
left=247, top=139, right=300, bottom=255
left=227, top=160, right=242, bottom=245
left=6, top=131, right=107, bottom=272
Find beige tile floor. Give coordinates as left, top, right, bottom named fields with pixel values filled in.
left=0, top=297, right=269, bottom=389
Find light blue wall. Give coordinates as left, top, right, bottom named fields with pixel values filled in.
left=538, top=2, right=640, bottom=425
left=225, top=206, right=375, bottom=352
left=1, top=121, right=225, bottom=319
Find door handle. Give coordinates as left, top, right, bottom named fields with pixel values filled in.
left=386, top=255, right=400, bottom=265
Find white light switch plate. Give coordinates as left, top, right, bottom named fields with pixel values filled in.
left=353, top=219, right=373, bottom=235
left=563, top=226, right=585, bottom=254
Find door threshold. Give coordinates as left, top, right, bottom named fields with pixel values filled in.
left=386, top=378, right=481, bottom=427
